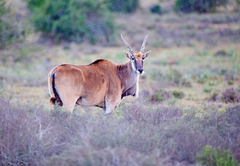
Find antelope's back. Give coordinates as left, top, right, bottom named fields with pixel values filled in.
left=48, top=60, right=121, bottom=106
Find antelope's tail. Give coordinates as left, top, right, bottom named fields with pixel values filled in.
left=48, top=73, right=63, bottom=106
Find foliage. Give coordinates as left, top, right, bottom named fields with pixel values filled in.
left=214, top=50, right=235, bottom=57
left=108, top=0, right=139, bottom=13
left=150, top=69, right=192, bottom=87
left=172, top=90, right=184, bottom=99
left=203, top=87, right=213, bottom=93
left=237, top=0, right=240, bottom=10
left=167, top=69, right=192, bottom=87
left=174, top=0, right=228, bottom=13
left=150, top=5, right=161, bottom=14
left=149, top=90, right=184, bottom=102
left=27, top=0, right=44, bottom=11
left=196, top=146, right=239, bottom=166
left=149, top=89, right=171, bottom=102
left=209, top=92, right=219, bottom=102
left=221, top=88, right=240, bottom=103
left=27, top=0, right=115, bottom=44
left=1, top=97, right=240, bottom=165
left=0, top=0, right=23, bottom=49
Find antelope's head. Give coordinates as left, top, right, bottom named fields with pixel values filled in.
left=121, top=34, right=151, bottom=75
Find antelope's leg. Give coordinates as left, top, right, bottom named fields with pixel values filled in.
left=61, top=95, right=79, bottom=113
left=105, top=103, right=115, bottom=114
left=105, top=95, right=121, bottom=114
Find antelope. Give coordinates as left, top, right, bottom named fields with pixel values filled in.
left=48, top=34, right=151, bottom=114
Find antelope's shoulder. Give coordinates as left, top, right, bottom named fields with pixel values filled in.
left=88, top=59, right=115, bottom=66
left=88, top=59, right=117, bottom=71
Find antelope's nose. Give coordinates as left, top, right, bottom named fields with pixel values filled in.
left=138, top=69, right=143, bottom=74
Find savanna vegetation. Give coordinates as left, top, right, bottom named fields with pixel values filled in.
left=0, top=0, right=240, bottom=165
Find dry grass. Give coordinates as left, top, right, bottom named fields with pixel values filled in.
left=0, top=97, right=240, bottom=165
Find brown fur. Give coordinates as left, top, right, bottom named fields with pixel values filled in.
left=48, top=35, right=151, bottom=114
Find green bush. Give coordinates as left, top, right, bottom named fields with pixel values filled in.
left=149, top=89, right=172, bottom=102
left=28, top=0, right=115, bottom=44
left=174, top=0, right=228, bottom=13
left=27, top=0, right=44, bottom=11
left=237, top=0, right=240, bottom=10
left=0, top=0, right=23, bottom=49
left=172, top=90, right=184, bottom=99
left=108, top=0, right=139, bottom=13
left=196, top=146, right=239, bottom=166
left=150, top=5, right=161, bottom=14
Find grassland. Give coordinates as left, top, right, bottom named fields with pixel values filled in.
left=0, top=0, right=240, bottom=165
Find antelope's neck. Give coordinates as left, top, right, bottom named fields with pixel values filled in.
left=117, top=61, right=139, bottom=92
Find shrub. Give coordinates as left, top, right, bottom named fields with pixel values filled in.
left=27, top=0, right=44, bottom=11
left=0, top=0, right=23, bottom=49
left=28, top=0, right=115, bottom=44
left=149, top=89, right=172, bottom=102
left=150, top=69, right=192, bottom=87
left=167, top=69, right=192, bottom=87
left=1, top=97, right=240, bottom=165
left=150, top=5, right=161, bottom=14
left=196, top=146, right=239, bottom=166
left=172, top=90, right=184, bottom=99
left=209, top=92, right=219, bottom=102
left=214, top=50, right=232, bottom=57
left=108, top=0, right=139, bottom=13
left=221, top=88, right=240, bottom=103
left=203, top=87, right=213, bottom=93
left=237, top=0, right=240, bottom=10
left=174, top=0, right=228, bottom=13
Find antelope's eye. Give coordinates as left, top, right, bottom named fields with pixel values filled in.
left=131, top=57, right=135, bottom=60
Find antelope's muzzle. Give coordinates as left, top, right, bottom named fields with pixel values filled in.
left=138, top=68, right=143, bottom=74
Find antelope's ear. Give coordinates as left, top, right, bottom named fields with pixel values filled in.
left=124, top=51, right=132, bottom=59
left=143, top=50, right=151, bottom=59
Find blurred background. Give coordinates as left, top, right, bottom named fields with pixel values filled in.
left=0, top=0, right=240, bottom=165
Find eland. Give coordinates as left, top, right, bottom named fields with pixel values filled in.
left=48, top=34, right=151, bottom=114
